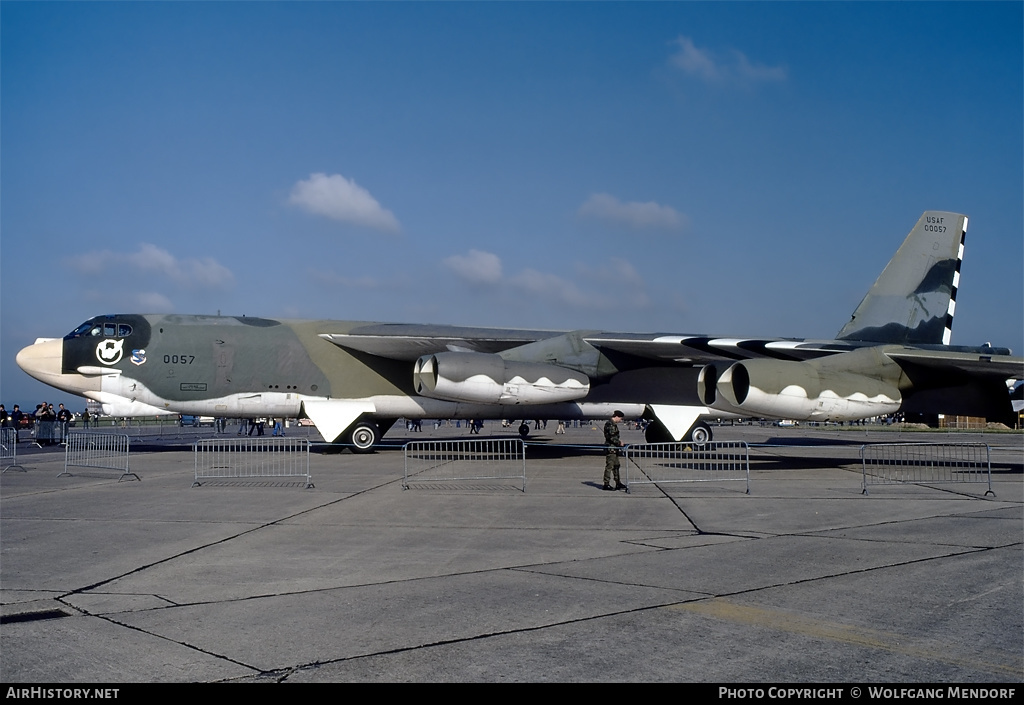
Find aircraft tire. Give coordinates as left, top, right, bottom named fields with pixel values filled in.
left=689, top=422, right=712, bottom=445
left=348, top=421, right=379, bottom=453
left=518, top=423, right=530, bottom=439
left=643, top=418, right=713, bottom=444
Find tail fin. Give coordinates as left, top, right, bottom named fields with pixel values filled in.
left=836, top=211, right=966, bottom=345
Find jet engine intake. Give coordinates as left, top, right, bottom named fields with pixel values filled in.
left=699, top=358, right=901, bottom=421
left=413, top=352, right=589, bottom=405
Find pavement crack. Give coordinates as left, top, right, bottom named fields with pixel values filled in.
left=95, top=613, right=263, bottom=675
left=62, top=478, right=400, bottom=599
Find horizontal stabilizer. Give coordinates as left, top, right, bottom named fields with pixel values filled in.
left=886, top=348, right=1024, bottom=380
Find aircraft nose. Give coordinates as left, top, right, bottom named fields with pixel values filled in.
left=16, top=338, right=63, bottom=383
left=16, top=338, right=99, bottom=395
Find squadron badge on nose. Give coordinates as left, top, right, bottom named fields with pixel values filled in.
left=96, top=339, right=124, bottom=365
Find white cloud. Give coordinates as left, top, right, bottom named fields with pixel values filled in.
left=135, top=292, right=175, bottom=312
left=603, top=258, right=645, bottom=287
left=441, top=250, right=652, bottom=311
left=577, top=259, right=651, bottom=308
left=670, top=36, right=723, bottom=81
left=442, top=249, right=504, bottom=284
left=732, top=51, right=788, bottom=83
left=578, top=193, right=686, bottom=231
left=184, top=257, right=235, bottom=289
left=669, top=36, right=787, bottom=85
left=509, top=268, right=592, bottom=308
left=67, top=244, right=235, bottom=289
left=80, top=289, right=176, bottom=313
left=289, top=172, right=401, bottom=233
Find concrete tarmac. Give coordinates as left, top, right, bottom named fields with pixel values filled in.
left=2, top=423, right=1021, bottom=683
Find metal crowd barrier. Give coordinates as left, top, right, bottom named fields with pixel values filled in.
left=624, top=441, right=750, bottom=494
left=2, top=428, right=26, bottom=473
left=193, top=437, right=313, bottom=488
left=33, top=420, right=59, bottom=447
left=860, top=443, right=993, bottom=496
left=60, top=432, right=138, bottom=481
left=403, top=438, right=527, bottom=491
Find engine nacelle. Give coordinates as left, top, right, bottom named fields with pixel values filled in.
left=413, top=352, right=590, bottom=405
left=698, top=358, right=901, bottom=421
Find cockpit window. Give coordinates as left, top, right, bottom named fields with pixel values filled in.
left=66, top=318, right=133, bottom=340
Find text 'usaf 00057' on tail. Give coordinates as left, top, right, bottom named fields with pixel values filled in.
left=17, top=212, right=1023, bottom=451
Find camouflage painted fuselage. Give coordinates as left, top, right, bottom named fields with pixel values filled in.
left=28, top=314, right=682, bottom=438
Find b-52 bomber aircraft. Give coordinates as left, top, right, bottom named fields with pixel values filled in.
left=17, top=211, right=1024, bottom=451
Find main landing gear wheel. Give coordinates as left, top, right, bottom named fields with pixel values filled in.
left=689, top=422, right=712, bottom=445
left=348, top=421, right=380, bottom=453
left=644, top=418, right=713, bottom=445
left=518, top=423, right=530, bottom=439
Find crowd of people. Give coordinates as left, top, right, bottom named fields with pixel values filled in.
left=0, top=401, right=93, bottom=446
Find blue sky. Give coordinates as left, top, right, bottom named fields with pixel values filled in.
left=2, top=1, right=1022, bottom=407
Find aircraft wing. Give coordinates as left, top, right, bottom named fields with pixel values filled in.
left=581, top=333, right=863, bottom=364
left=319, top=323, right=558, bottom=360
left=323, top=325, right=1020, bottom=372
left=322, top=324, right=873, bottom=366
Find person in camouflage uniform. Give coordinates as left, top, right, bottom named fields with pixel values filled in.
left=603, top=410, right=626, bottom=491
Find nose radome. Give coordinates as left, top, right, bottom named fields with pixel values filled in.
left=16, top=338, right=63, bottom=383
left=16, top=338, right=100, bottom=395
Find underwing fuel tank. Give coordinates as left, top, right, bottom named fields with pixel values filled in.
left=413, top=352, right=590, bottom=405
left=698, top=357, right=902, bottom=421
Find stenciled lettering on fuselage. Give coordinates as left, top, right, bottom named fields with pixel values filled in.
left=162, top=354, right=196, bottom=365
left=924, top=214, right=946, bottom=232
